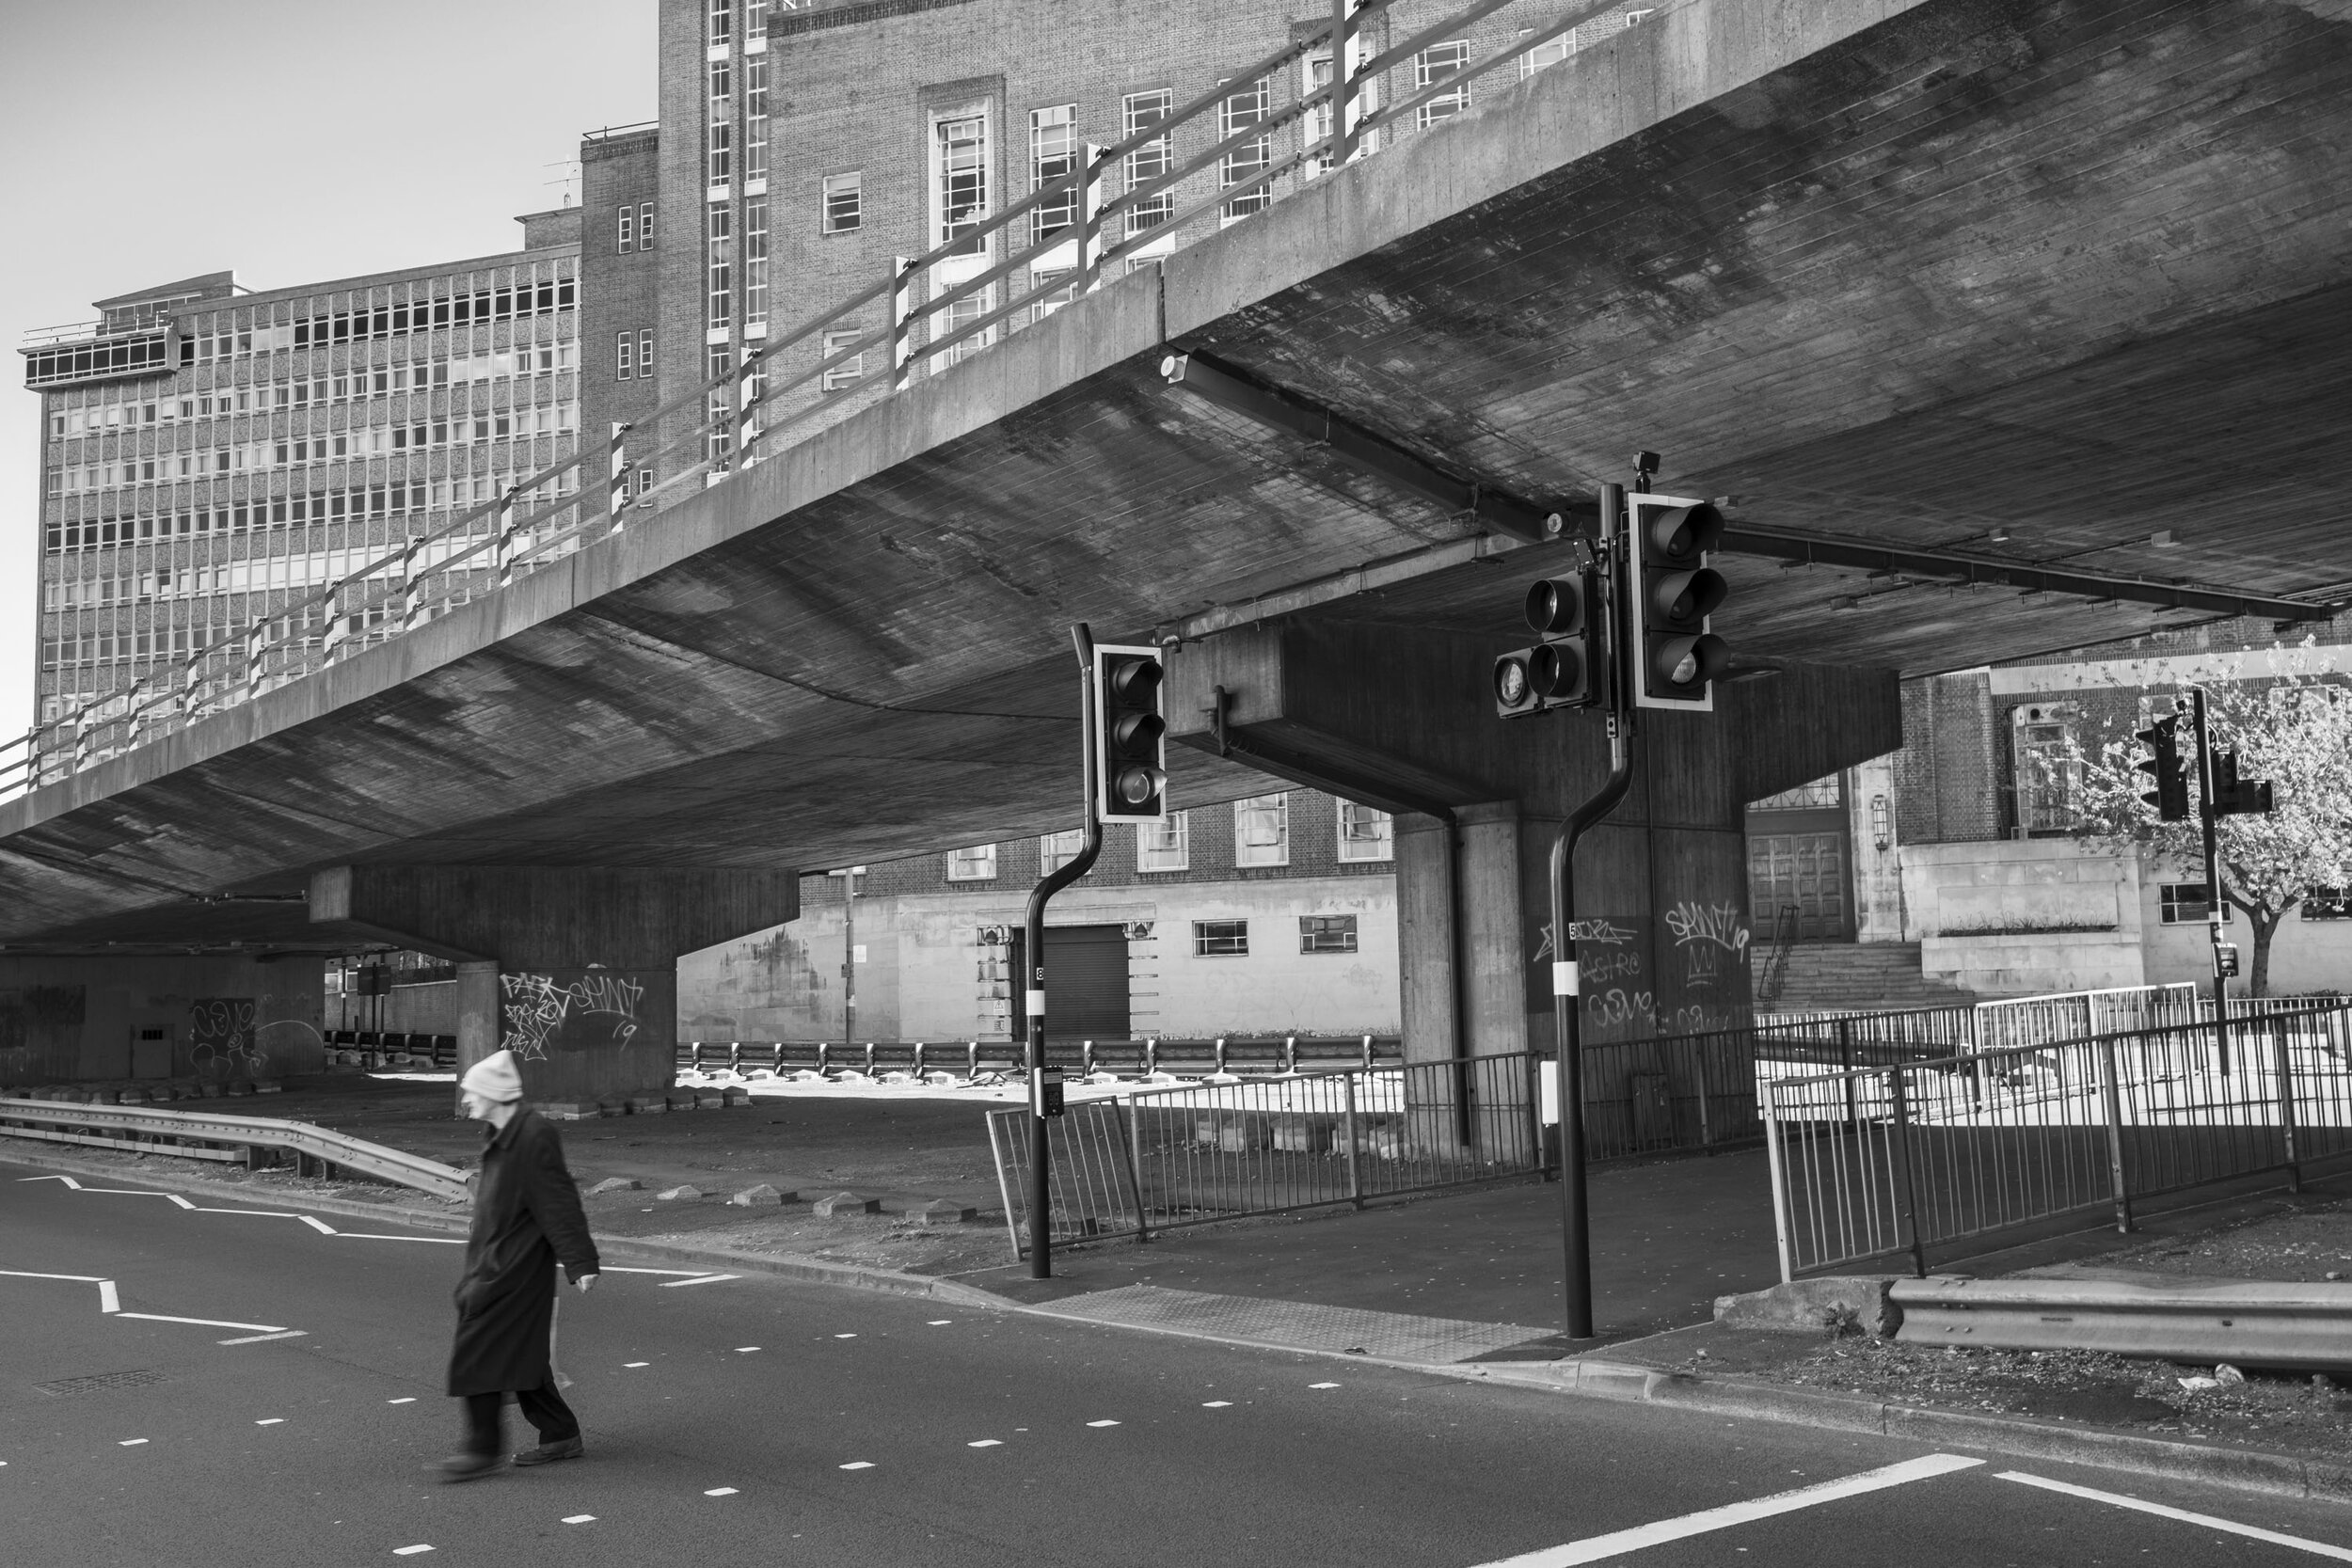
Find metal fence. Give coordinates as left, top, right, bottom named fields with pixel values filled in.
left=0, top=0, right=1676, bottom=800
left=1756, top=983, right=2202, bottom=1064
left=986, top=1053, right=1547, bottom=1255
left=678, top=1035, right=1402, bottom=1079
left=1762, top=1001, right=2352, bottom=1280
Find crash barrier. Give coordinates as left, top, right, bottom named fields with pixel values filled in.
left=1890, top=1274, right=2352, bottom=1372
left=0, top=1095, right=471, bottom=1201
left=323, top=1030, right=458, bottom=1069
left=675, top=1035, right=1404, bottom=1080
left=1762, top=1001, right=2352, bottom=1280
left=985, top=1052, right=1547, bottom=1257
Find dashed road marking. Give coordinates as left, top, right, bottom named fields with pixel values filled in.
left=927, top=1320, right=952, bottom=1325
left=1087, top=1420, right=1120, bottom=1428
left=1202, top=1401, right=1232, bottom=1408
left=839, top=1461, right=875, bottom=1470
left=658, top=1275, right=737, bottom=1288
left=1308, top=1383, right=1341, bottom=1389
left=392, top=1546, right=434, bottom=1556
left=624, top=1362, right=650, bottom=1369
left=1995, top=1472, right=2352, bottom=1561
left=119, top=1438, right=148, bottom=1447
left=255, top=1418, right=284, bottom=1426
left=968, top=1439, right=1002, bottom=1448
left=563, top=1514, right=596, bottom=1524
left=340, top=1233, right=463, bottom=1244
left=219, top=1330, right=309, bottom=1345
left=388, top=1398, right=417, bottom=1404
left=99, top=1280, right=121, bottom=1313
left=735, top=1346, right=761, bottom=1354
left=705, top=1487, right=739, bottom=1497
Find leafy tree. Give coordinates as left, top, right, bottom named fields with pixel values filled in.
left=2063, top=673, right=2352, bottom=996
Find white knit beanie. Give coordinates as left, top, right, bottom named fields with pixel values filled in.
left=459, top=1048, right=525, bottom=1102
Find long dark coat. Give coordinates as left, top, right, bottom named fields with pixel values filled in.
left=447, top=1107, right=600, bottom=1397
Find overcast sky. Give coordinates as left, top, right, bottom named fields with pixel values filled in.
left=0, top=0, right=657, bottom=736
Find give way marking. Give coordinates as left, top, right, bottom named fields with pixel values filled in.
left=0, top=1268, right=299, bottom=1341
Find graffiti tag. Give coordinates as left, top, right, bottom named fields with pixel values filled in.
left=1665, top=900, right=1750, bottom=990
left=501, top=971, right=645, bottom=1061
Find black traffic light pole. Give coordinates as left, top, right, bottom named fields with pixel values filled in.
left=1552, top=479, right=1638, bottom=1340
left=1023, top=622, right=1105, bottom=1279
left=2189, top=686, right=2231, bottom=1077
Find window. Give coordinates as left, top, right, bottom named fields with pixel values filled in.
left=1519, top=27, right=1573, bottom=75
left=1137, top=810, right=1189, bottom=872
left=1121, top=90, right=1173, bottom=236
left=946, top=845, right=997, bottom=880
left=1300, top=914, right=1359, bottom=954
left=1194, top=919, right=1249, bottom=957
left=821, top=328, right=866, bottom=390
left=1217, top=77, right=1273, bottom=223
left=1233, top=793, right=1289, bottom=867
left=708, top=0, right=731, bottom=43
left=2159, top=884, right=2232, bottom=926
left=744, top=57, right=769, bottom=182
left=617, top=203, right=636, bottom=253
left=1753, top=775, right=1844, bottom=810
left=744, top=198, right=770, bottom=326
left=936, top=114, right=989, bottom=254
left=708, top=57, right=732, bottom=110
left=640, top=201, right=656, bottom=247
left=1414, top=41, right=1472, bottom=127
left=823, top=172, right=863, bottom=233
left=707, top=201, right=734, bottom=328
left=2011, top=705, right=2078, bottom=834
left=2304, top=888, right=2352, bottom=921
left=1040, top=829, right=1085, bottom=874
left=937, top=291, right=993, bottom=363
left=615, top=332, right=634, bottom=380
left=1026, top=268, right=1077, bottom=325
left=1337, top=801, right=1393, bottom=862
left=708, top=123, right=733, bottom=186
left=1031, top=104, right=1079, bottom=245
left=638, top=328, right=654, bottom=376
left=1300, top=49, right=1378, bottom=176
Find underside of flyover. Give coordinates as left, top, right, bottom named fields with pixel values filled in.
left=2, top=0, right=2344, bottom=960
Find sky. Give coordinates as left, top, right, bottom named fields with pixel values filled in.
left=0, top=0, right=658, bottom=736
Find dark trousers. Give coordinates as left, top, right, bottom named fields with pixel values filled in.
left=462, top=1378, right=580, bottom=1455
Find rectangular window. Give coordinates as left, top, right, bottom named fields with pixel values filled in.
left=1121, top=90, right=1173, bottom=236
left=823, top=172, right=863, bottom=233
left=708, top=57, right=732, bottom=111
left=2011, top=706, right=2078, bottom=835
left=2159, top=884, right=2232, bottom=925
left=1216, top=77, right=1273, bottom=223
left=1136, top=810, right=1190, bottom=872
left=637, top=329, right=654, bottom=375
left=744, top=198, right=770, bottom=326
left=937, top=114, right=989, bottom=254
left=946, top=845, right=997, bottom=880
left=615, top=332, right=634, bottom=380
left=617, top=203, right=636, bottom=253
left=1194, top=919, right=1249, bottom=957
left=1337, top=801, right=1393, bottom=863
left=2303, top=888, right=2352, bottom=921
left=707, top=202, right=734, bottom=328
left=936, top=290, right=993, bottom=363
left=640, top=201, right=656, bottom=247
left=708, top=0, right=731, bottom=43
left=1040, top=829, right=1085, bottom=875
left=745, top=57, right=769, bottom=182
left=1414, top=41, right=1472, bottom=128
left=1030, top=104, right=1079, bottom=244
left=1520, top=27, right=1573, bottom=76
left=1299, top=914, right=1359, bottom=954
left=708, top=123, right=734, bottom=186
left=1233, top=792, right=1290, bottom=867
left=821, top=328, right=866, bottom=391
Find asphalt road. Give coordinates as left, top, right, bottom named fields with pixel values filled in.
left=5, top=1153, right=2349, bottom=1568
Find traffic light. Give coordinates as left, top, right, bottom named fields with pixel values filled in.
left=2134, top=714, right=2190, bottom=821
left=1091, top=643, right=1167, bottom=821
left=2211, top=750, right=2275, bottom=817
left=1627, top=494, right=1729, bottom=710
left=1494, top=569, right=1602, bottom=718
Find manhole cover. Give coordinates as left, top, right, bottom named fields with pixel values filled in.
left=35, top=1370, right=171, bottom=1398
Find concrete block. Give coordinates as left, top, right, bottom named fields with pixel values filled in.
left=226, top=1082, right=254, bottom=1097
left=596, top=1095, right=628, bottom=1117
left=879, top=1070, right=916, bottom=1085
left=1714, top=1276, right=1903, bottom=1338
left=908, top=1199, right=977, bottom=1226
left=1271, top=1116, right=1328, bottom=1153
left=812, top=1191, right=880, bottom=1217
left=832, top=1069, right=871, bottom=1085
left=250, top=1080, right=282, bottom=1094
left=664, top=1091, right=697, bottom=1111
left=628, top=1095, right=665, bottom=1115
left=721, top=1086, right=751, bottom=1106
left=654, top=1184, right=703, bottom=1201
left=199, top=1084, right=226, bottom=1098
left=537, top=1101, right=593, bottom=1120
left=922, top=1071, right=959, bottom=1086
left=789, top=1069, right=825, bottom=1083
left=730, top=1183, right=793, bottom=1206
left=588, top=1177, right=642, bottom=1195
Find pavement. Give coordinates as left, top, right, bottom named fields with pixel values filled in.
left=8, top=1152, right=2352, bottom=1568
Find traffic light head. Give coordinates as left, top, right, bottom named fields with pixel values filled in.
left=1092, top=644, right=1167, bottom=821
left=2133, top=713, right=2190, bottom=821
left=1628, top=496, right=1729, bottom=710
left=1496, top=570, right=1601, bottom=718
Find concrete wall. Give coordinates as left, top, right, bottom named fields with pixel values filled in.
left=326, top=979, right=458, bottom=1036
left=1849, top=752, right=1906, bottom=943
left=1903, top=838, right=2147, bottom=994
left=2136, top=855, right=2352, bottom=997
left=0, top=954, right=326, bottom=1087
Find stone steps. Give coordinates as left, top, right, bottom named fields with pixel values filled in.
left=1760, top=942, right=1987, bottom=1014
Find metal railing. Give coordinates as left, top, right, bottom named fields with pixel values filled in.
left=1755, top=904, right=1801, bottom=1007
left=1761, top=1001, right=2352, bottom=1280
left=0, top=1095, right=471, bottom=1201
left=986, top=1052, right=1547, bottom=1255
left=1754, top=982, right=2201, bottom=1066
left=676, top=1035, right=1404, bottom=1079
left=5, top=0, right=1669, bottom=800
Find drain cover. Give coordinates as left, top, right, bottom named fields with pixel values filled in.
left=35, top=1370, right=171, bottom=1398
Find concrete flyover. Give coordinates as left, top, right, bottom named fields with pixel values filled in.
left=3, top=0, right=2344, bottom=1093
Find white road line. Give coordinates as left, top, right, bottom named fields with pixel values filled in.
left=0, top=1269, right=107, bottom=1282
left=389, top=1398, right=418, bottom=1404
left=604, top=1266, right=717, bottom=1276
left=298, top=1216, right=339, bottom=1234
left=119, top=1438, right=148, bottom=1446
left=194, top=1207, right=304, bottom=1218
left=968, top=1439, right=1002, bottom=1448
left=736, top=1346, right=761, bottom=1353
left=256, top=1418, right=284, bottom=1426
left=705, top=1487, right=739, bottom=1497
left=1202, top=1401, right=1232, bottom=1408
left=833, top=1333, right=857, bottom=1338
left=839, top=1462, right=875, bottom=1470
left=219, top=1330, right=309, bottom=1345
left=1309, top=1382, right=1341, bottom=1389
left=1468, top=1454, right=1986, bottom=1568
left=99, top=1280, right=121, bottom=1313
left=19, top=1175, right=83, bottom=1186
left=118, top=1311, right=288, bottom=1332
left=623, top=1362, right=650, bottom=1369
left=393, top=1546, right=434, bottom=1556
left=927, top=1320, right=952, bottom=1325
left=1087, top=1420, right=1120, bottom=1428
left=1996, top=1472, right=2352, bottom=1560
left=336, top=1233, right=464, bottom=1243
left=658, top=1275, right=738, bottom=1288
left=563, top=1514, right=596, bottom=1524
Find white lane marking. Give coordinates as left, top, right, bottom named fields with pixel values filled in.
left=19, top=1175, right=83, bottom=1186
left=968, top=1439, right=1002, bottom=1448
left=194, top=1208, right=305, bottom=1218
left=255, top=1418, right=285, bottom=1426
left=1202, top=1401, right=1232, bottom=1408
left=339, top=1233, right=462, bottom=1244
left=167, top=1194, right=195, bottom=1209
left=839, top=1461, right=875, bottom=1470
left=393, top=1546, right=434, bottom=1556
left=99, top=1280, right=121, bottom=1313
left=658, top=1275, right=738, bottom=1288
left=118, top=1311, right=287, bottom=1332
left=1087, top=1420, right=1120, bottom=1428
left=219, top=1329, right=309, bottom=1345
left=834, top=1333, right=857, bottom=1338
left=119, top=1438, right=149, bottom=1446
left=563, top=1514, right=596, bottom=1524
left=624, top=1362, right=650, bottom=1369
left=928, top=1320, right=952, bottom=1325
left=388, top=1398, right=418, bottom=1404
left=604, top=1266, right=719, bottom=1276
left=1996, top=1472, right=2352, bottom=1560
left=1309, top=1382, right=1341, bottom=1389
left=1467, top=1454, right=1985, bottom=1568
left=705, top=1487, right=739, bottom=1497
left=0, top=1269, right=107, bottom=1282
left=6, top=1270, right=297, bottom=1339
left=736, top=1346, right=761, bottom=1354
left=298, top=1216, right=338, bottom=1234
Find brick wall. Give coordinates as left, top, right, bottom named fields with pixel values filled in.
left=580, top=128, right=665, bottom=482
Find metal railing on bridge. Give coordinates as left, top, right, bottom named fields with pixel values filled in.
left=3, top=0, right=1669, bottom=800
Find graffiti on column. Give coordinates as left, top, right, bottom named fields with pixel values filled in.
left=1663, top=900, right=1750, bottom=990
left=1531, top=917, right=1638, bottom=963
left=501, top=970, right=644, bottom=1061
left=188, top=998, right=263, bottom=1081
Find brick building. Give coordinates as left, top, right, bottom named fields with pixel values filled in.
left=24, top=214, right=584, bottom=753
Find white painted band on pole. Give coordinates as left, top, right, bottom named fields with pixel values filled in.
left=1552, top=961, right=1579, bottom=997
left=1025, top=990, right=1046, bottom=1017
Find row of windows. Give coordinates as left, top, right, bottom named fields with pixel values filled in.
left=1191, top=916, right=1360, bottom=957
left=51, top=405, right=575, bottom=494
left=2159, top=883, right=2352, bottom=923
left=614, top=201, right=657, bottom=253
left=43, top=470, right=570, bottom=556
left=943, top=799, right=1393, bottom=880
left=173, top=278, right=578, bottom=366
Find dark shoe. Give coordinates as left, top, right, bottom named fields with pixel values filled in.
left=438, top=1452, right=506, bottom=1482
left=513, top=1436, right=584, bottom=1466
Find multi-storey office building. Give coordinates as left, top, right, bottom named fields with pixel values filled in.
left=23, top=212, right=584, bottom=756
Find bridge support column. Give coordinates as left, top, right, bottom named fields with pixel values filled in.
left=310, top=865, right=798, bottom=1111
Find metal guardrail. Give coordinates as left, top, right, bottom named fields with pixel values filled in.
left=0, top=1095, right=471, bottom=1203
left=1761, top=1002, right=2352, bottom=1280
left=679, top=1035, right=1404, bottom=1079
left=1758, top=983, right=2201, bottom=1058
left=5, top=0, right=1673, bottom=800
left=1891, top=1275, right=2352, bottom=1371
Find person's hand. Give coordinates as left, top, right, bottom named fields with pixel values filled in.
left=574, top=1272, right=598, bottom=1294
